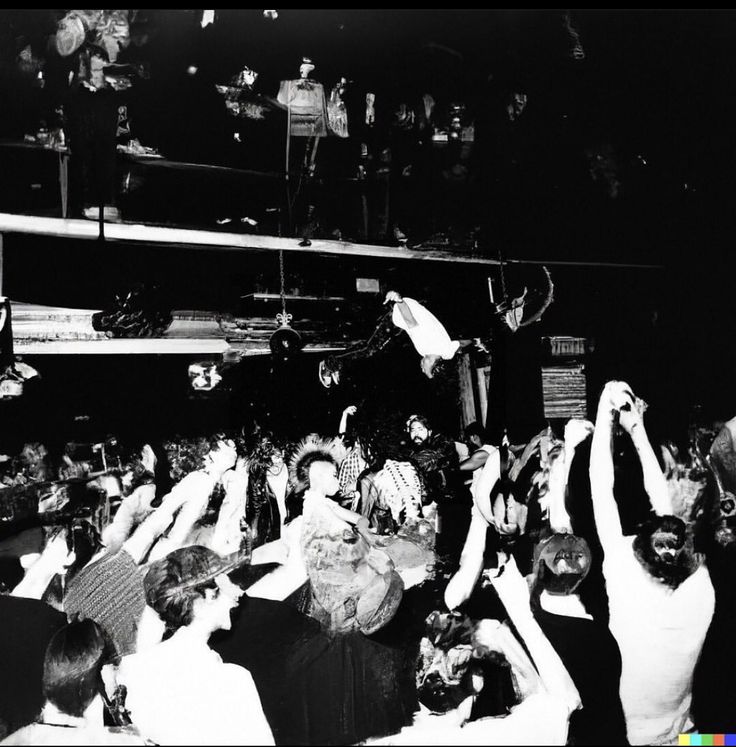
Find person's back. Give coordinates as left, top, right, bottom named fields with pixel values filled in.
left=534, top=606, right=628, bottom=745
left=1, top=618, right=146, bottom=746
left=0, top=595, right=66, bottom=739
left=119, top=629, right=267, bottom=746
left=529, top=532, right=628, bottom=746
left=118, top=544, right=274, bottom=746
left=603, top=534, right=714, bottom=744
left=2, top=723, right=143, bottom=746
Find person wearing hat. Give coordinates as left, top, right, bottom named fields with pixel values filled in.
left=116, top=545, right=274, bottom=746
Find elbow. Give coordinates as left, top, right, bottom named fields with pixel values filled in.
left=444, top=575, right=470, bottom=611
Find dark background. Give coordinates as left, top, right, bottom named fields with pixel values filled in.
left=0, top=10, right=734, bottom=450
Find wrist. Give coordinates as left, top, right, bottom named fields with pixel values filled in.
left=628, top=421, right=646, bottom=443
left=594, top=408, right=614, bottom=429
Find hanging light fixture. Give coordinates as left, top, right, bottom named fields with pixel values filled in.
left=269, top=249, right=302, bottom=360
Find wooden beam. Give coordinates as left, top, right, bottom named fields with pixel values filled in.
left=0, top=213, right=500, bottom=266
left=457, top=354, right=477, bottom=431
left=14, top=339, right=232, bottom=355
left=507, top=258, right=663, bottom=269
left=475, top=364, right=490, bottom=428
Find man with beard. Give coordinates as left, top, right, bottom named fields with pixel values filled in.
left=407, top=414, right=471, bottom=560
left=589, top=381, right=715, bottom=745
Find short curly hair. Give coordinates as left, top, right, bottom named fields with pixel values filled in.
left=163, top=432, right=233, bottom=482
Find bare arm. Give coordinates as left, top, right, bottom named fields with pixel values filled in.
left=211, top=462, right=249, bottom=556
left=617, top=391, right=672, bottom=516
left=338, top=405, right=357, bottom=437
left=11, top=532, right=73, bottom=599
left=589, top=383, right=625, bottom=551
left=490, top=555, right=581, bottom=715
left=123, top=472, right=216, bottom=563
left=459, top=450, right=490, bottom=472
left=246, top=518, right=307, bottom=601
left=444, top=507, right=488, bottom=610
left=145, top=472, right=220, bottom=562
left=473, top=447, right=501, bottom=524
left=384, top=291, right=418, bottom=329
left=548, top=420, right=594, bottom=533
left=101, top=483, right=156, bottom=554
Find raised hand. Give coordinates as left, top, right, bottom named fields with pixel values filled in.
left=383, top=290, right=403, bottom=305
left=597, top=380, right=632, bottom=419
left=564, top=419, right=594, bottom=449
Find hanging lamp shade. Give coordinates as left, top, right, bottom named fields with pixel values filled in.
left=270, top=249, right=302, bottom=360
left=269, top=322, right=302, bottom=358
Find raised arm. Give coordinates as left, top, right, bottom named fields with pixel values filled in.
left=145, top=471, right=220, bottom=562
left=337, top=405, right=357, bottom=438
left=11, top=530, right=73, bottom=600
left=489, top=554, right=581, bottom=715
left=444, top=505, right=488, bottom=610
left=547, top=420, right=594, bottom=533
left=472, top=446, right=501, bottom=525
left=123, top=472, right=216, bottom=563
left=101, top=482, right=157, bottom=554
left=210, top=459, right=249, bottom=556
left=616, top=385, right=672, bottom=516
left=589, top=382, right=625, bottom=551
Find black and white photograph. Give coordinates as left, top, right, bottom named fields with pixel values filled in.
left=0, top=8, right=734, bottom=746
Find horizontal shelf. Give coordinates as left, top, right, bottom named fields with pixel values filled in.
left=241, top=293, right=349, bottom=302
left=0, top=212, right=500, bottom=265
left=15, top=338, right=231, bottom=355
left=14, top=338, right=351, bottom=356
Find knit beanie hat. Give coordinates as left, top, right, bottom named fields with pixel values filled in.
left=64, top=548, right=146, bottom=662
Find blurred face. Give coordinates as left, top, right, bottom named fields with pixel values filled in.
left=208, top=439, right=237, bottom=474
left=466, top=433, right=482, bottom=450
left=270, top=448, right=285, bottom=471
left=420, top=355, right=443, bottom=379
left=90, top=54, right=106, bottom=89
left=308, top=460, right=340, bottom=497
left=409, top=421, right=431, bottom=446
left=416, top=637, right=480, bottom=714
left=650, top=529, right=683, bottom=564
left=538, top=535, right=592, bottom=595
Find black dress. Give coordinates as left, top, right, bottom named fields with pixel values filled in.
left=211, top=588, right=419, bottom=745
left=245, top=472, right=282, bottom=548
left=534, top=605, right=629, bottom=746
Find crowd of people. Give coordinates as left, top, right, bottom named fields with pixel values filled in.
left=0, top=379, right=734, bottom=745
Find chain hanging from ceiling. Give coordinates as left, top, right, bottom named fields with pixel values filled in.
left=269, top=248, right=302, bottom=359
